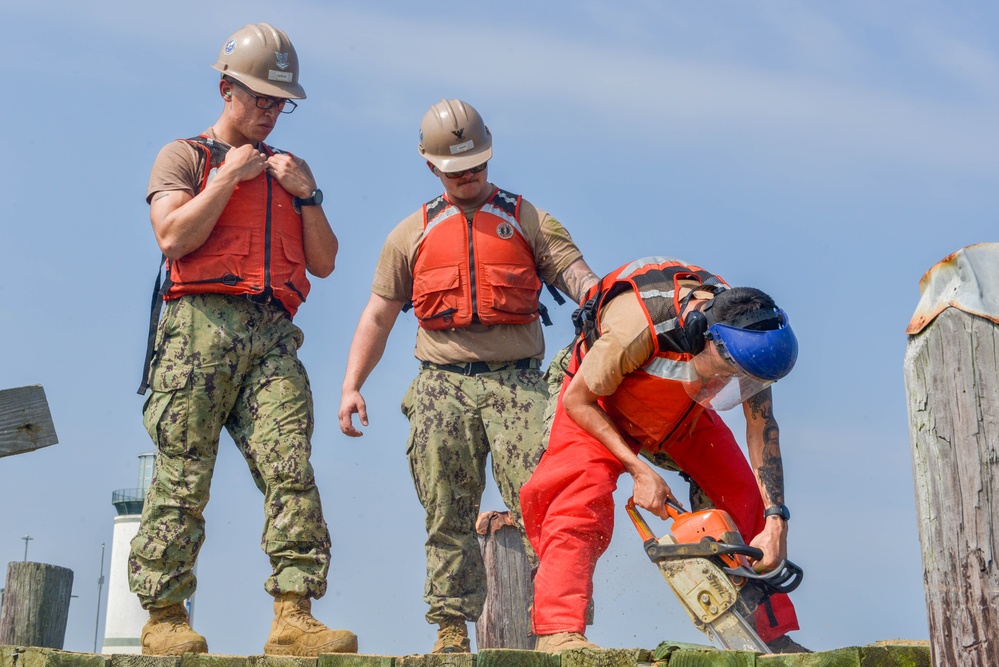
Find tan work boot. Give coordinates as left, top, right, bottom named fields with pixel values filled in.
left=432, top=618, right=470, bottom=653
left=141, top=604, right=208, bottom=656
left=535, top=631, right=599, bottom=653
left=263, top=593, right=358, bottom=656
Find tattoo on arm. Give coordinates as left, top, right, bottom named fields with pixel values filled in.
left=561, top=269, right=599, bottom=304
left=747, top=389, right=784, bottom=504
left=153, top=192, right=171, bottom=202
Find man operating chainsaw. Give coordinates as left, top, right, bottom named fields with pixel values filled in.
left=520, top=256, right=808, bottom=654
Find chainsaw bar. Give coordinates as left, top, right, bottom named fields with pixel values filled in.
left=652, top=534, right=772, bottom=652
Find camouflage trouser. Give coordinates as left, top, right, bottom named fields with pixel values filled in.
left=401, top=362, right=548, bottom=624
left=129, top=294, right=331, bottom=609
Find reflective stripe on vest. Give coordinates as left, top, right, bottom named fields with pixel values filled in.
left=580, top=257, right=730, bottom=448
left=412, top=188, right=541, bottom=330
left=164, top=136, right=311, bottom=318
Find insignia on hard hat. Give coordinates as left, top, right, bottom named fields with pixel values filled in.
left=275, top=52, right=290, bottom=70
left=224, top=39, right=237, bottom=55
left=451, top=128, right=465, bottom=140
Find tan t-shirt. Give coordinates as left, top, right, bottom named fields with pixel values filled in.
left=578, top=290, right=655, bottom=396
left=579, top=282, right=718, bottom=396
left=373, top=191, right=584, bottom=364
left=146, top=128, right=309, bottom=202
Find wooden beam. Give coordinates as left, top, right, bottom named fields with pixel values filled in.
left=0, top=385, right=58, bottom=458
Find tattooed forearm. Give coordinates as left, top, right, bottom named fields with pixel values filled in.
left=747, top=388, right=783, bottom=503
left=556, top=260, right=600, bottom=304
left=758, top=450, right=784, bottom=505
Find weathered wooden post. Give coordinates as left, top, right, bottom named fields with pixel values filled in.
left=0, top=562, right=75, bottom=648
left=904, top=243, right=999, bottom=667
left=474, top=511, right=534, bottom=649
left=0, top=385, right=58, bottom=458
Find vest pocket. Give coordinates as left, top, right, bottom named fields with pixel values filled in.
left=412, top=264, right=462, bottom=325
left=482, top=263, right=542, bottom=315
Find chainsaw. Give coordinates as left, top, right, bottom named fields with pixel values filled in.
left=625, top=497, right=803, bottom=652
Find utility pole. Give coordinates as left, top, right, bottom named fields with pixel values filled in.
left=93, top=543, right=105, bottom=653
left=21, top=535, right=33, bottom=562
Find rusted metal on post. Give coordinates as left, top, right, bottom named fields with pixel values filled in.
left=0, top=561, right=75, bottom=648
left=904, top=243, right=999, bottom=667
left=474, top=511, right=534, bottom=650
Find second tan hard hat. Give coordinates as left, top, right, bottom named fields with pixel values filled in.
left=418, top=99, right=492, bottom=171
left=211, top=23, right=306, bottom=99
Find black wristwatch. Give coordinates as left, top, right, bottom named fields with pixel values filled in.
left=764, top=504, right=790, bottom=521
left=293, top=188, right=323, bottom=212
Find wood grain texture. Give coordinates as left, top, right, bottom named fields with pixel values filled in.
left=0, top=386, right=58, bottom=458
left=904, top=308, right=999, bottom=667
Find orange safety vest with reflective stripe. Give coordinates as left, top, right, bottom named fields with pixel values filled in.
left=576, top=257, right=729, bottom=448
left=164, top=135, right=311, bottom=318
left=411, top=188, right=541, bottom=330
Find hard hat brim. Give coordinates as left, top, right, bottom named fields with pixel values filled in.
left=421, top=144, right=492, bottom=172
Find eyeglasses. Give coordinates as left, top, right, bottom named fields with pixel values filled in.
left=227, top=78, right=297, bottom=114
left=442, top=162, right=488, bottom=179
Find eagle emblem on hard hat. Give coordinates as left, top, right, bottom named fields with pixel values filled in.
left=275, top=52, right=290, bottom=70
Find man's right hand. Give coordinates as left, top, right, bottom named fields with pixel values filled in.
left=631, top=466, right=678, bottom=520
left=222, top=144, right=270, bottom=182
left=338, top=390, right=368, bottom=437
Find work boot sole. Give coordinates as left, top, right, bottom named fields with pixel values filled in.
left=141, top=640, right=208, bottom=656
left=263, top=635, right=358, bottom=656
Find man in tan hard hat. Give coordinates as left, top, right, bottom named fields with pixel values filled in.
left=339, top=99, right=598, bottom=653
left=129, top=23, right=356, bottom=657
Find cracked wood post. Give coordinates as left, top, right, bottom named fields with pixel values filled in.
left=904, top=243, right=999, bottom=667
left=0, top=385, right=58, bottom=458
left=0, top=561, right=74, bottom=648
left=474, top=511, right=534, bottom=650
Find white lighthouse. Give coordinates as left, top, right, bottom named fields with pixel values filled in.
left=101, top=452, right=154, bottom=654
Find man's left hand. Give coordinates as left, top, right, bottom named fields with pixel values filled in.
left=266, top=154, right=316, bottom=199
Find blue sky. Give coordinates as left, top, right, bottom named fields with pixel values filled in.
left=2, top=0, right=996, bottom=656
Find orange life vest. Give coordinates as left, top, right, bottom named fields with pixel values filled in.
left=164, top=135, right=310, bottom=318
left=575, top=257, right=729, bottom=448
left=411, top=188, right=542, bottom=330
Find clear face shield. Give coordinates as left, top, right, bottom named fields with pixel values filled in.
left=681, top=341, right=774, bottom=411
left=681, top=308, right=798, bottom=411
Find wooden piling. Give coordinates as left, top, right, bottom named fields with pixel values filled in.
left=904, top=244, right=999, bottom=667
left=474, top=512, right=533, bottom=650
left=0, top=562, right=75, bottom=649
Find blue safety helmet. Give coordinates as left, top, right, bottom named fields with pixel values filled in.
left=707, top=309, right=798, bottom=381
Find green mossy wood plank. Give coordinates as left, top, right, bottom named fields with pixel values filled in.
left=476, top=649, right=556, bottom=667
left=318, top=657, right=396, bottom=667
left=109, top=656, right=180, bottom=667
left=650, top=641, right=716, bottom=662
left=558, top=648, right=652, bottom=667
left=247, top=657, right=317, bottom=667
left=860, top=642, right=931, bottom=667
left=758, top=647, right=861, bottom=667
left=666, top=649, right=756, bottom=667
left=395, top=655, right=473, bottom=667
left=179, top=655, right=250, bottom=667
left=0, top=648, right=108, bottom=667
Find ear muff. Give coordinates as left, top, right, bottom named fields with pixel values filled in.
left=682, top=310, right=709, bottom=354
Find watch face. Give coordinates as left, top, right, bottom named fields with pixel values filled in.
left=312, top=189, right=323, bottom=205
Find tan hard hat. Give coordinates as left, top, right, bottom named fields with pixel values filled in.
left=418, top=99, right=492, bottom=171
left=211, top=23, right=306, bottom=99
